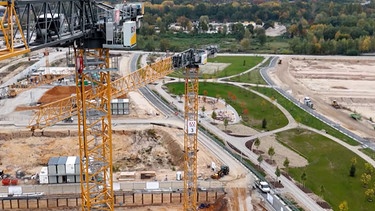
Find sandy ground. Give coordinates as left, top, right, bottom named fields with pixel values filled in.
left=0, top=52, right=294, bottom=211
left=270, top=56, right=375, bottom=139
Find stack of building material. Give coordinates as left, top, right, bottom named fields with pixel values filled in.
left=47, top=156, right=80, bottom=184
left=109, top=98, right=129, bottom=115
left=47, top=157, right=59, bottom=184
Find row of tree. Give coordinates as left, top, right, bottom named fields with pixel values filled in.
left=138, top=0, right=375, bottom=54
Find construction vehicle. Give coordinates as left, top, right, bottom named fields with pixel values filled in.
left=1, top=1, right=218, bottom=210
left=331, top=100, right=341, bottom=109
left=63, top=117, right=73, bottom=123
left=0, top=73, right=71, bottom=99
left=304, top=96, right=313, bottom=109
left=351, top=113, right=362, bottom=121
left=210, top=165, right=229, bottom=179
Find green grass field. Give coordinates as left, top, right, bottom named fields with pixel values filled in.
left=168, top=56, right=264, bottom=79
left=208, top=56, right=264, bottom=78
left=224, top=57, right=271, bottom=84
left=165, top=82, right=288, bottom=131
left=277, top=128, right=370, bottom=211
left=253, top=87, right=359, bottom=146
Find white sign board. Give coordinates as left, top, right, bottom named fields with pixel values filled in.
left=113, top=183, right=121, bottom=191
left=187, top=120, right=197, bottom=134
left=8, top=186, right=22, bottom=195
left=146, top=181, right=159, bottom=190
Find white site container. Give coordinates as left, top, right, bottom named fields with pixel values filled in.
left=48, top=176, right=57, bottom=184
left=57, top=156, right=68, bottom=175
left=74, top=157, right=80, bottom=175
left=47, top=157, right=59, bottom=175
left=39, top=167, right=49, bottom=184
left=66, top=156, right=77, bottom=175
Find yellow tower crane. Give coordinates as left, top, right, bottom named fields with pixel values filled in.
left=0, top=0, right=30, bottom=60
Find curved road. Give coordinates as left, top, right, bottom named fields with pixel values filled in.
left=149, top=53, right=375, bottom=211
left=138, top=54, right=317, bottom=210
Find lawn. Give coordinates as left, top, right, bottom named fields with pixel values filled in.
left=252, top=87, right=359, bottom=146
left=277, top=128, right=371, bottom=211
left=165, top=82, right=288, bottom=131
left=224, top=57, right=271, bottom=84
left=169, top=55, right=264, bottom=79
left=208, top=56, right=264, bottom=78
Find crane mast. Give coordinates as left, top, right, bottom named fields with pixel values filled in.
left=0, top=0, right=30, bottom=59
left=75, top=48, right=115, bottom=210
left=172, top=48, right=215, bottom=210
left=183, top=64, right=199, bottom=210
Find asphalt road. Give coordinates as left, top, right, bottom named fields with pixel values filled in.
left=130, top=53, right=298, bottom=211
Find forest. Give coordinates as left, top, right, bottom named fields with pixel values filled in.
left=129, top=0, right=375, bottom=55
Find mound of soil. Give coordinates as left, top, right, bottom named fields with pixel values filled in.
left=38, top=86, right=77, bottom=104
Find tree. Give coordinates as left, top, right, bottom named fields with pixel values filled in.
left=244, top=28, right=251, bottom=39
left=201, top=106, right=206, bottom=114
left=257, top=155, right=263, bottom=166
left=240, top=38, right=250, bottom=51
left=301, top=171, right=307, bottom=187
left=176, top=16, right=191, bottom=31
left=365, top=188, right=375, bottom=202
left=160, top=39, right=170, bottom=52
left=268, top=146, right=275, bottom=161
left=350, top=158, right=358, bottom=177
left=231, top=22, right=245, bottom=41
left=361, top=173, right=372, bottom=187
left=211, top=110, right=217, bottom=122
left=349, top=163, right=356, bottom=177
left=262, top=118, right=267, bottom=129
left=199, top=16, right=209, bottom=32
left=365, top=162, right=374, bottom=175
left=223, top=118, right=229, bottom=131
left=253, top=138, right=260, bottom=151
left=339, top=201, right=349, bottom=211
left=283, top=157, right=290, bottom=172
left=254, top=27, right=266, bottom=45
left=258, top=33, right=267, bottom=46
left=275, top=166, right=281, bottom=182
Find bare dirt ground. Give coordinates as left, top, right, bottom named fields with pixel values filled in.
left=269, top=56, right=375, bottom=139
left=0, top=52, right=313, bottom=210
left=0, top=82, right=257, bottom=210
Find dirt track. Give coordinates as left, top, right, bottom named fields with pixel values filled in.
left=270, top=56, right=375, bottom=139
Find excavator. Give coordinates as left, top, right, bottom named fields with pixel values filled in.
left=210, top=165, right=230, bottom=179
left=0, top=0, right=218, bottom=210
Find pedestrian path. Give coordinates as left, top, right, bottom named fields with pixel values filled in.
left=151, top=55, right=375, bottom=211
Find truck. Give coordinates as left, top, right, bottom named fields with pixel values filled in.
left=63, top=117, right=73, bottom=123
left=254, top=180, right=271, bottom=193
left=303, top=97, right=313, bottom=109
left=331, top=100, right=341, bottom=109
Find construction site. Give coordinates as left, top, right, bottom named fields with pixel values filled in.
left=4, top=0, right=375, bottom=211
left=0, top=1, right=262, bottom=210
left=271, top=56, right=375, bottom=139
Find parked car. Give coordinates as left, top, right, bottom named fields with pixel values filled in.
left=254, top=180, right=271, bottom=193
